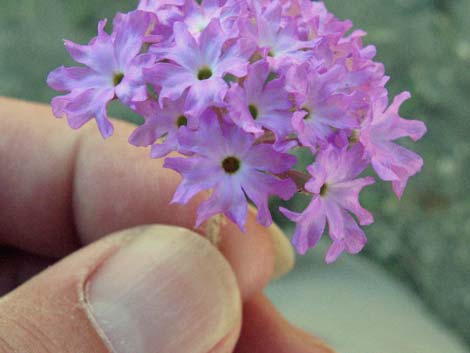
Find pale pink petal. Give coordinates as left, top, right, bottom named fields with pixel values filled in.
left=64, top=20, right=115, bottom=75
left=242, top=171, right=296, bottom=226
left=184, top=78, right=227, bottom=117
left=113, top=11, right=153, bottom=69
left=280, top=197, right=327, bottom=255
left=47, top=66, right=107, bottom=91
left=144, top=63, right=196, bottom=103
left=164, top=156, right=221, bottom=204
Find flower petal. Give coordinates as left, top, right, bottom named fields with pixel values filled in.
left=113, top=11, right=153, bottom=69
left=280, top=197, right=326, bottom=255
left=64, top=20, right=115, bottom=75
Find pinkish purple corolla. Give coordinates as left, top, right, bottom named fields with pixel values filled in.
left=47, top=0, right=426, bottom=262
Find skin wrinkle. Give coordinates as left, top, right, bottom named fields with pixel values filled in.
left=0, top=336, right=15, bottom=353
left=9, top=315, right=56, bottom=353
left=0, top=298, right=64, bottom=353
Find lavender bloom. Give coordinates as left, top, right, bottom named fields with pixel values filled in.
left=164, top=115, right=297, bottom=230
left=145, top=19, right=250, bottom=118
left=129, top=93, right=199, bottom=158
left=281, top=145, right=375, bottom=263
left=225, top=60, right=293, bottom=146
left=287, top=63, right=358, bottom=151
left=241, top=0, right=318, bottom=71
left=359, top=92, right=427, bottom=198
left=47, top=11, right=154, bottom=138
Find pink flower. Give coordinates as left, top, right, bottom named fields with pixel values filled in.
left=287, top=63, right=358, bottom=151
left=359, top=92, right=427, bottom=198
left=164, top=114, right=297, bottom=230
left=319, top=30, right=389, bottom=105
left=241, top=0, right=318, bottom=71
left=129, top=93, right=198, bottom=158
left=225, top=60, right=293, bottom=147
left=300, top=1, right=352, bottom=40
left=47, top=11, right=154, bottom=138
left=182, top=0, right=243, bottom=36
left=281, top=145, right=375, bottom=263
left=144, top=19, right=251, bottom=118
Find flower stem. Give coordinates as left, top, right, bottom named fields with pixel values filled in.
left=205, top=214, right=224, bottom=247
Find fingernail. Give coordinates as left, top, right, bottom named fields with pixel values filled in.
left=268, top=222, right=295, bottom=279
left=86, top=226, right=241, bottom=353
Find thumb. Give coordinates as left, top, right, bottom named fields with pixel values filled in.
left=0, top=225, right=242, bottom=353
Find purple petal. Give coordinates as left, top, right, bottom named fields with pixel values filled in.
left=214, top=41, right=250, bottom=77
left=244, top=61, right=269, bottom=98
left=325, top=241, right=346, bottom=264
left=62, top=88, right=115, bottom=138
left=64, top=20, right=115, bottom=75
left=177, top=111, right=226, bottom=157
left=280, top=197, right=326, bottom=255
left=115, top=53, right=155, bottom=104
left=196, top=178, right=248, bottom=231
left=325, top=211, right=367, bottom=263
left=184, top=78, right=227, bottom=117
left=164, top=156, right=221, bottom=204
left=199, top=19, right=226, bottom=66
left=113, top=11, right=153, bottom=69
left=151, top=136, right=178, bottom=158
left=370, top=141, right=424, bottom=198
left=330, top=176, right=375, bottom=225
left=245, top=144, right=296, bottom=174
left=47, top=66, right=107, bottom=92
left=145, top=63, right=195, bottom=103
left=169, top=22, right=201, bottom=71
left=243, top=172, right=296, bottom=227
left=129, top=120, right=160, bottom=147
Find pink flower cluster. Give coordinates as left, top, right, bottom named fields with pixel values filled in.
left=47, top=0, right=426, bottom=263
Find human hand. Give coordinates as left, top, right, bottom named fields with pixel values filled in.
left=0, top=97, right=334, bottom=353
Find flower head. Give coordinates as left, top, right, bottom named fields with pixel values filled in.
left=164, top=114, right=297, bottom=230
left=47, top=0, right=427, bottom=263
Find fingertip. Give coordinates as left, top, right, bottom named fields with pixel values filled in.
left=219, top=207, right=275, bottom=301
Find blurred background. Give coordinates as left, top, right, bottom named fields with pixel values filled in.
left=0, top=0, right=469, bottom=352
